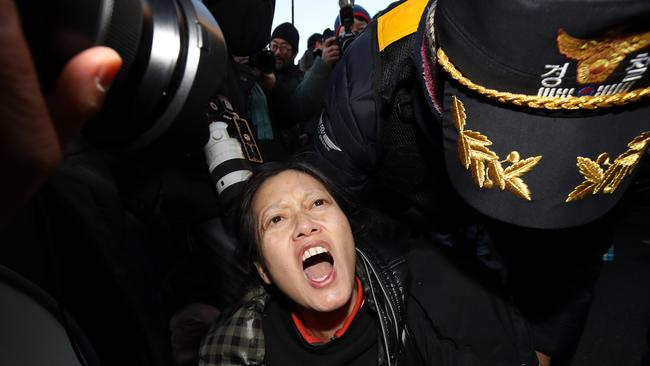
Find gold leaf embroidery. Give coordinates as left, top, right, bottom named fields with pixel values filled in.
left=596, top=153, right=610, bottom=166
left=471, top=159, right=486, bottom=187
left=557, top=29, right=650, bottom=84
left=576, top=157, right=604, bottom=183
left=470, top=145, right=499, bottom=162
left=504, top=156, right=543, bottom=179
left=487, top=160, right=506, bottom=190
left=629, top=133, right=650, bottom=150
left=596, top=164, right=631, bottom=194
left=566, top=180, right=597, bottom=202
left=450, top=96, right=542, bottom=201
left=463, top=130, right=492, bottom=146
left=451, top=96, right=466, bottom=131
left=453, top=97, right=471, bottom=168
left=505, top=177, right=532, bottom=201
left=458, top=133, right=471, bottom=169
left=566, top=131, right=650, bottom=202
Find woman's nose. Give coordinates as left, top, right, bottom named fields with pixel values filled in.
left=292, top=213, right=319, bottom=239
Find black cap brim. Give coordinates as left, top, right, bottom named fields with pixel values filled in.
left=440, top=79, right=650, bottom=229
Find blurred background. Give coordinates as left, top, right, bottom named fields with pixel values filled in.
left=272, top=0, right=395, bottom=52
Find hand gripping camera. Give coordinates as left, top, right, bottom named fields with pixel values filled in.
left=19, top=0, right=264, bottom=208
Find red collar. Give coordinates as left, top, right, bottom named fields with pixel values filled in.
left=291, top=277, right=364, bottom=345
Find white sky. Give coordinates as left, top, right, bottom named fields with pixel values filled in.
left=272, top=0, right=397, bottom=54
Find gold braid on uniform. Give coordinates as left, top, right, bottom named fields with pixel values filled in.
left=436, top=48, right=650, bottom=110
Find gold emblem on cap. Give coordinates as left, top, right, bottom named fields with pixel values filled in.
left=566, top=132, right=650, bottom=202
left=451, top=96, right=542, bottom=201
left=437, top=48, right=650, bottom=110
left=557, top=29, right=650, bottom=84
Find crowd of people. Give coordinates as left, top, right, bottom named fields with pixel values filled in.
left=1, top=0, right=649, bottom=365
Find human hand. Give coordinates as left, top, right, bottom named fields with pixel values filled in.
left=0, top=0, right=122, bottom=225
left=321, top=37, right=341, bottom=65
left=536, top=351, right=551, bottom=366
left=233, top=55, right=250, bottom=65
left=258, top=71, right=277, bottom=91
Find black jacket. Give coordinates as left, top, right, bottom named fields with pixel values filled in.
left=198, top=241, right=537, bottom=366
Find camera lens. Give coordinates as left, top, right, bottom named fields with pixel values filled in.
left=18, top=0, right=228, bottom=151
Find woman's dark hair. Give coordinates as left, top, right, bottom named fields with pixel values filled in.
left=237, top=160, right=357, bottom=277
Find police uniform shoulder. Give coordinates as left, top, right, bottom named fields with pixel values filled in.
left=377, top=0, right=429, bottom=52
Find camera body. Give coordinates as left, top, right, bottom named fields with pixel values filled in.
left=337, top=0, right=357, bottom=53
left=337, top=32, right=357, bottom=53
left=250, top=49, right=275, bottom=75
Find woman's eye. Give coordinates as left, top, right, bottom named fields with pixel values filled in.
left=270, top=216, right=283, bottom=225
left=313, top=199, right=325, bottom=207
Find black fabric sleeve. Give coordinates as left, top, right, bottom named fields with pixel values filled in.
left=267, top=70, right=303, bottom=130
left=483, top=217, right=612, bottom=358
left=307, top=24, right=380, bottom=194
left=406, top=297, right=484, bottom=366
left=406, top=242, right=539, bottom=366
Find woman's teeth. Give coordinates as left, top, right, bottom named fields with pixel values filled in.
left=302, top=246, right=328, bottom=262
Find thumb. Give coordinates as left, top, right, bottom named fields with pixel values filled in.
left=324, top=36, right=338, bottom=47
left=46, top=46, right=122, bottom=146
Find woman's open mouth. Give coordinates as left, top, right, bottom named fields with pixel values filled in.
left=302, top=245, right=335, bottom=284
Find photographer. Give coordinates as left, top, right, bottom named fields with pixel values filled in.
left=334, top=4, right=370, bottom=38
left=298, top=33, right=323, bottom=72
left=259, top=23, right=340, bottom=153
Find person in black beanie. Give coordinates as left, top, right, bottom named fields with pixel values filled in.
left=260, top=22, right=340, bottom=155
left=269, top=22, right=300, bottom=72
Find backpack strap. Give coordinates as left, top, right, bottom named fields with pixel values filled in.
left=370, top=1, right=458, bottom=233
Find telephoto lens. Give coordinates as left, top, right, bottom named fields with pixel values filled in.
left=17, top=0, right=228, bottom=151
left=204, top=121, right=252, bottom=210
left=203, top=98, right=260, bottom=212
left=338, top=0, right=355, bottom=32
left=338, top=0, right=354, bottom=9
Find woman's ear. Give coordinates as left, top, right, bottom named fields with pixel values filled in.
left=254, top=261, right=272, bottom=285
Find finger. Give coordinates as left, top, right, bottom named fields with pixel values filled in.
left=325, top=46, right=340, bottom=56
left=325, top=45, right=340, bottom=54
left=0, top=0, right=61, bottom=222
left=46, top=46, right=122, bottom=146
left=328, top=50, right=340, bottom=59
left=0, top=0, right=57, bottom=159
left=324, top=36, right=337, bottom=47
left=330, top=42, right=342, bottom=52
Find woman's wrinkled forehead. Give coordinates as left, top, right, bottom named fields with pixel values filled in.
left=252, top=170, right=329, bottom=215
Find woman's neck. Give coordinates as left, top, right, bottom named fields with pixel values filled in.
left=296, top=284, right=359, bottom=343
